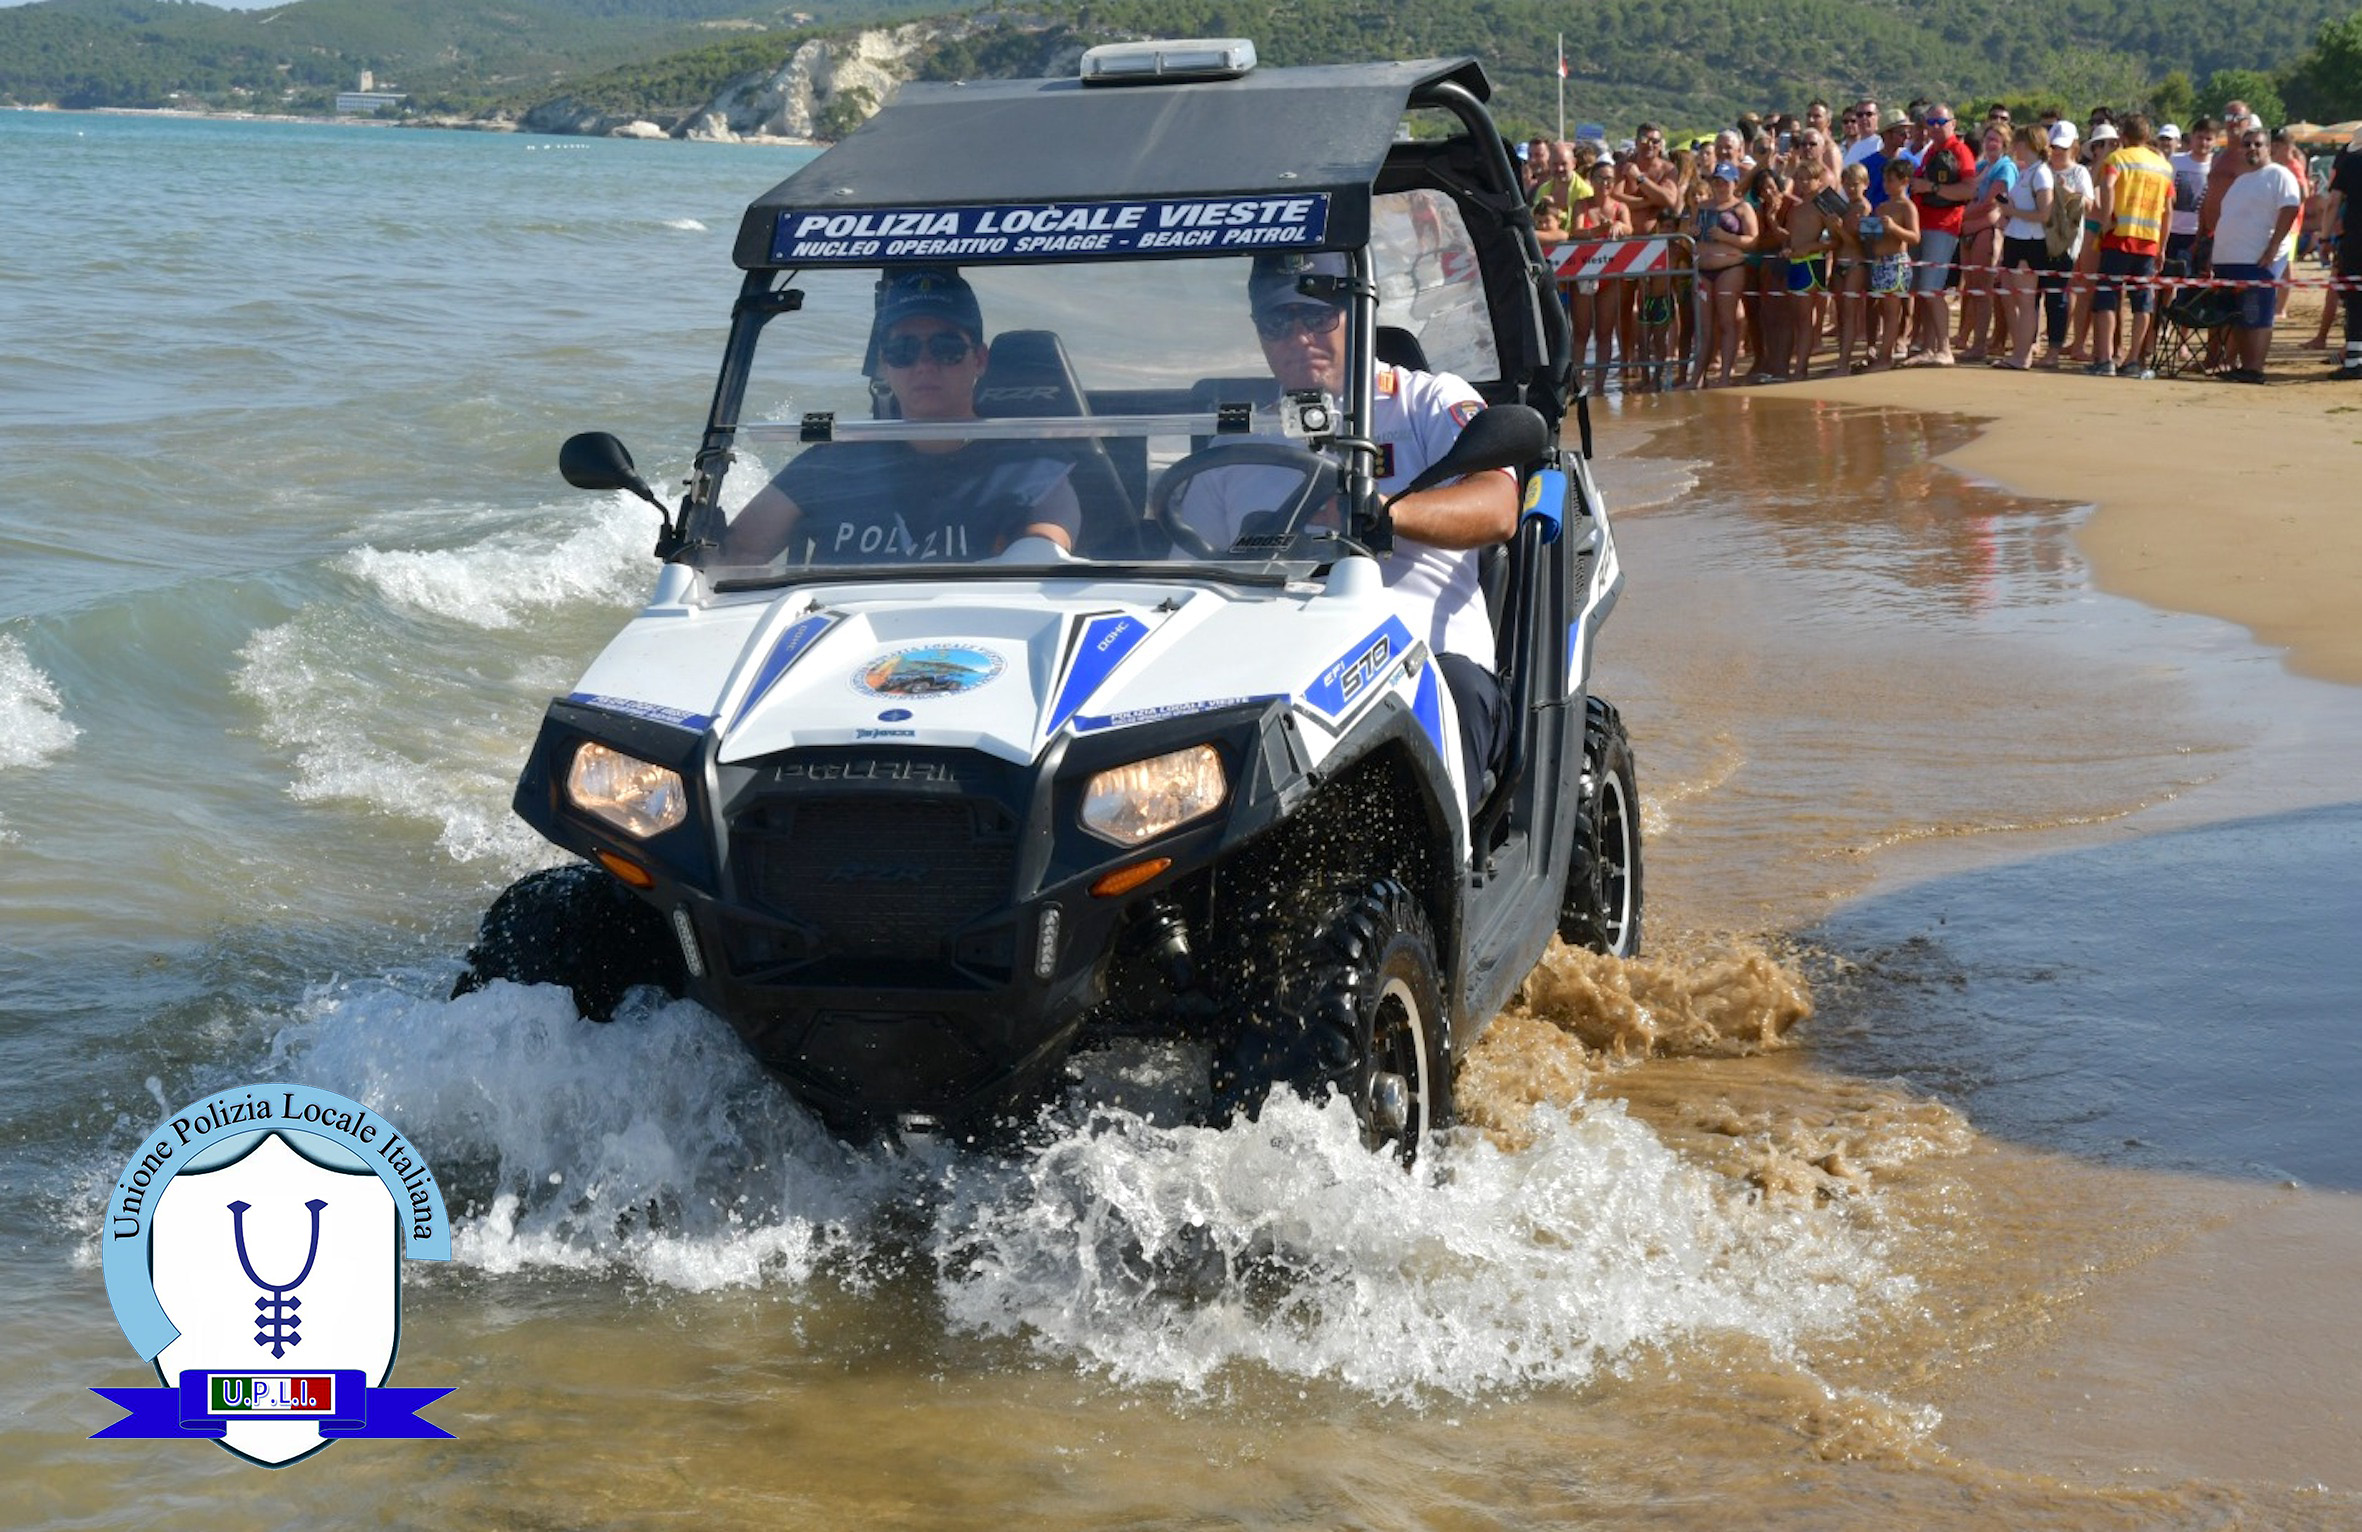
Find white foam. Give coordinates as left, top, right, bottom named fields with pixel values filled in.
left=0, top=633, right=79, bottom=770
left=660, top=217, right=709, bottom=232
left=342, top=495, right=654, bottom=629
left=271, top=980, right=1901, bottom=1400
left=234, top=619, right=557, bottom=869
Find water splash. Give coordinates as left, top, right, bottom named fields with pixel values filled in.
left=266, top=971, right=1901, bottom=1401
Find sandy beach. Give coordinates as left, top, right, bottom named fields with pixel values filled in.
left=1755, top=289, right=2362, bottom=687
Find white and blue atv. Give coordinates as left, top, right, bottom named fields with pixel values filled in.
left=459, top=44, right=1640, bottom=1156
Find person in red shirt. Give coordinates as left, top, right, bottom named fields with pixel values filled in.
left=1905, top=102, right=1979, bottom=364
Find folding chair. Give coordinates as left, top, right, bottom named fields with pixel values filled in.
left=2147, top=265, right=2240, bottom=379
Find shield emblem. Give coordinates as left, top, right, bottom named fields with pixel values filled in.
left=148, top=1130, right=399, bottom=1466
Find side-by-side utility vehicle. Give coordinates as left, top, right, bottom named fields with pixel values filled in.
left=458, top=40, right=1642, bottom=1157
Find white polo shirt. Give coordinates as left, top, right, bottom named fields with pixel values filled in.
left=1180, top=363, right=1508, bottom=667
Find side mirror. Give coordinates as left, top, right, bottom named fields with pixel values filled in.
left=1385, top=405, right=1551, bottom=505
left=559, top=431, right=664, bottom=512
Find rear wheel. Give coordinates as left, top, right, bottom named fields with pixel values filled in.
left=1214, top=877, right=1448, bottom=1163
left=452, top=862, right=684, bottom=1020
left=1560, top=697, right=1643, bottom=957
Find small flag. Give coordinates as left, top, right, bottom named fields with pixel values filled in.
left=1557, top=51, right=1568, bottom=79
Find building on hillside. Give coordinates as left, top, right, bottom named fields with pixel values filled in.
left=337, top=70, right=406, bottom=114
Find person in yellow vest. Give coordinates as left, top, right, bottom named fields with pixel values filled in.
left=2089, top=113, right=2174, bottom=377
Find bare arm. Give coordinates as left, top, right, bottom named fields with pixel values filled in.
left=1388, top=469, right=1519, bottom=551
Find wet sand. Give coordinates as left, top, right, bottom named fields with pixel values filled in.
left=1560, top=385, right=2362, bottom=1514
left=1749, top=297, right=2362, bottom=686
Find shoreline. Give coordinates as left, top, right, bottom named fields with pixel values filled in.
left=6, top=103, right=823, bottom=148
left=1739, top=294, right=2362, bottom=689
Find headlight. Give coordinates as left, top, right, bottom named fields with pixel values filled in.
left=1080, top=744, right=1227, bottom=845
left=565, top=742, right=687, bottom=838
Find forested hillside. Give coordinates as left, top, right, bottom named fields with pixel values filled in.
left=3, top=0, right=2357, bottom=128
left=0, top=0, right=933, bottom=112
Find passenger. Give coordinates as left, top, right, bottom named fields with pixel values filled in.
left=1184, top=252, right=1519, bottom=798
left=722, top=267, right=1080, bottom=564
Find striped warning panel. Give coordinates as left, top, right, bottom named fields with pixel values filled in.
left=1546, top=238, right=1673, bottom=279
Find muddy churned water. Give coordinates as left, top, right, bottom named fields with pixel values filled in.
left=4, top=116, right=2359, bottom=1528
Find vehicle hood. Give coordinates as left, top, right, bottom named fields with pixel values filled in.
left=563, top=569, right=1429, bottom=766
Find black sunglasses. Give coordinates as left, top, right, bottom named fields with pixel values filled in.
left=1254, top=304, right=1346, bottom=342
left=879, top=331, right=975, bottom=368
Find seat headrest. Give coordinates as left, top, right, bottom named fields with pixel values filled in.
left=976, top=329, right=1088, bottom=417
left=1375, top=325, right=1431, bottom=373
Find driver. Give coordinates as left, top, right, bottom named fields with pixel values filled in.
left=721, top=267, right=1082, bottom=564
left=1185, top=252, right=1519, bottom=799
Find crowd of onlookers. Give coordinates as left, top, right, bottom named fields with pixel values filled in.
left=1519, top=97, right=2362, bottom=389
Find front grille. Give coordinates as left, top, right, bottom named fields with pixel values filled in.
left=732, top=795, right=1017, bottom=975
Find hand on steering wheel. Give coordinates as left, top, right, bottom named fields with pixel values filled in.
left=1149, top=440, right=1340, bottom=560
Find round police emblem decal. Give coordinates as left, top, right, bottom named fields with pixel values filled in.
left=853, top=644, right=1005, bottom=699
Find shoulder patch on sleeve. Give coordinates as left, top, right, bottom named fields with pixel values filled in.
left=1447, top=398, right=1483, bottom=428
left=1375, top=367, right=1401, bottom=398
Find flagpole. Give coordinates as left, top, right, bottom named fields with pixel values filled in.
left=1556, top=34, right=1565, bottom=141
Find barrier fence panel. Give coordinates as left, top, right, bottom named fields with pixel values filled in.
left=1542, top=233, right=1695, bottom=391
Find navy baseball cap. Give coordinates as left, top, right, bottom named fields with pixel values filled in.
left=1248, top=251, right=1349, bottom=318
left=873, top=267, right=982, bottom=338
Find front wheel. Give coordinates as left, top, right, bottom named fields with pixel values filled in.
left=1560, top=697, right=1643, bottom=957
left=452, top=862, right=684, bottom=1020
left=1214, top=877, right=1448, bottom=1163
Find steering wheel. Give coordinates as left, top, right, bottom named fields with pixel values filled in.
left=1149, top=440, right=1340, bottom=561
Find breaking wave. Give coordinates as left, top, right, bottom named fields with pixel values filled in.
left=341, top=494, right=653, bottom=628
left=0, top=633, right=79, bottom=770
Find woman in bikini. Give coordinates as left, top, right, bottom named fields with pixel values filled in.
left=1953, top=122, right=2017, bottom=361
left=1693, top=163, right=1757, bottom=388
left=1864, top=159, right=1923, bottom=371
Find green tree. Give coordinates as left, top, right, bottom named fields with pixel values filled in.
left=2198, top=66, right=2285, bottom=126
left=2281, top=7, right=2362, bottom=122
left=815, top=81, right=874, bottom=140
left=2146, top=69, right=2195, bottom=125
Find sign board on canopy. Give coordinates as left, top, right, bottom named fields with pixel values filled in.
left=769, top=194, right=1333, bottom=265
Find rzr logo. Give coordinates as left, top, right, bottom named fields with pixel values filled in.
left=978, top=385, right=1063, bottom=403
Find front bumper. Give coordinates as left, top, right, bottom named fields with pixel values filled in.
left=511, top=696, right=1310, bottom=1129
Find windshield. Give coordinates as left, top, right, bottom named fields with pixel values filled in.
left=686, top=192, right=1495, bottom=585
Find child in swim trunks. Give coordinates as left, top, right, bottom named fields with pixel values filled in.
left=1784, top=158, right=1836, bottom=377
left=1865, top=159, right=1923, bottom=370
left=1833, top=163, right=1873, bottom=372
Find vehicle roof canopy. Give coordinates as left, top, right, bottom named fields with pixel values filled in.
left=733, top=58, right=1492, bottom=270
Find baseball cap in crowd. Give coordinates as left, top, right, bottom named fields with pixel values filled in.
left=874, top=266, right=982, bottom=338
left=2048, top=121, right=2080, bottom=148
left=2158, top=122, right=2182, bottom=142
left=2089, top=122, right=2120, bottom=144
left=1248, top=251, right=1350, bottom=319
left=1712, top=162, right=1741, bottom=181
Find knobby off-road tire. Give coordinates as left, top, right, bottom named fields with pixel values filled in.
left=451, top=862, right=684, bottom=1021
left=1213, top=876, right=1449, bottom=1163
left=1559, top=696, right=1643, bottom=957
